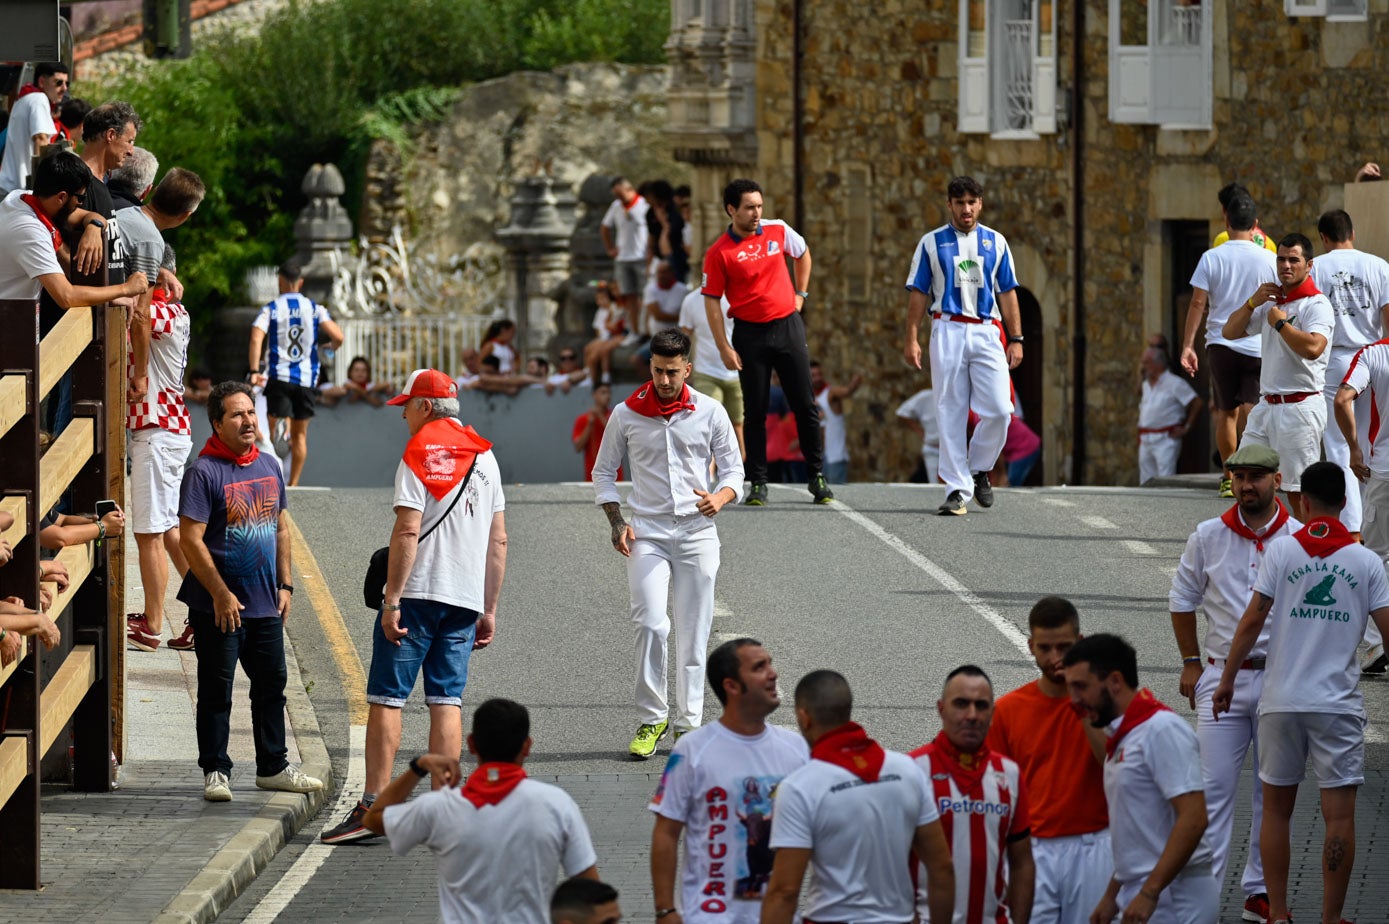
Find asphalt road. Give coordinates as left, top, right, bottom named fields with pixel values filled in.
left=214, top=481, right=1389, bottom=922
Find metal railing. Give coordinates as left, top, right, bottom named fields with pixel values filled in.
left=0, top=271, right=123, bottom=888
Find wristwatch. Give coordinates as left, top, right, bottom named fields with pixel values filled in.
left=408, top=756, right=429, bottom=778
left=1274, top=318, right=1289, bottom=332
left=383, top=603, right=402, bottom=612
left=278, top=582, right=294, bottom=595
left=795, top=290, right=809, bottom=298
left=1007, top=334, right=1025, bottom=344
left=87, top=217, right=105, bottom=230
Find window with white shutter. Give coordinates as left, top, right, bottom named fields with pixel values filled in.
left=1325, top=0, right=1367, bottom=22
left=957, top=0, right=1057, bottom=136
left=1284, top=0, right=1327, bottom=14
left=1108, top=0, right=1212, bottom=129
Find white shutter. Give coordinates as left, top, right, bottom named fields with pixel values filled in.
left=1326, top=0, right=1367, bottom=21
left=1032, top=55, right=1056, bottom=133
left=1109, top=47, right=1152, bottom=122
left=1283, top=0, right=1326, bottom=14
left=1150, top=42, right=1207, bottom=127
left=959, top=57, right=990, bottom=133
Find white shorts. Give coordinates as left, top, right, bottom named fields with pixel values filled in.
left=1240, top=398, right=1326, bottom=492
left=1257, top=711, right=1365, bottom=788
left=129, top=428, right=192, bottom=534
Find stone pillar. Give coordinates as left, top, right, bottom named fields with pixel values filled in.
left=496, top=176, right=576, bottom=356
left=293, top=163, right=354, bottom=306
left=560, top=173, right=618, bottom=343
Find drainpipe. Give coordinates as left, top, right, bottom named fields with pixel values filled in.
left=1069, top=0, right=1087, bottom=485
left=792, top=0, right=804, bottom=230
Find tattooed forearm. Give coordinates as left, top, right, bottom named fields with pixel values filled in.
left=601, top=502, right=625, bottom=528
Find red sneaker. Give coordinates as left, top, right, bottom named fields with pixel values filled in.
left=1243, top=893, right=1270, bottom=923
left=167, top=620, right=196, bottom=652
left=126, top=614, right=161, bottom=652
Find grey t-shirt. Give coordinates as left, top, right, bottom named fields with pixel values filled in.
left=115, top=205, right=164, bottom=281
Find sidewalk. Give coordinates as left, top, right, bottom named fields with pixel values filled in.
left=0, top=526, right=332, bottom=923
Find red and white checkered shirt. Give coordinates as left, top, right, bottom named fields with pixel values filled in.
left=127, top=291, right=192, bottom=434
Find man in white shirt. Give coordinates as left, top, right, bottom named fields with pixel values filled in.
left=1222, top=232, right=1334, bottom=513
left=1169, top=442, right=1298, bottom=924
left=0, top=63, right=67, bottom=197
left=600, top=176, right=651, bottom=346
left=811, top=362, right=863, bottom=484
left=897, top=388, right=941, bottom=482
left=1062, top=635, right=1217, bottom=924
left=649, top=638, right=809, bottom=923
left=1334, top=337, right=1389, bottom=675
left=593, top=329, right=743, bottom=759
left=1137, top=346, right=1202, bottom=484
left=322, top=369, right=508, bottom=845
left=1182, top=193, right=1277, bottom=498
left=643, top=260, right=690, bottom=336
left=762, top=670, right=955, bottom=924
left=1215, top=462, right=1389, bottom=924
left=680, top=287, right=745, bottom=460
left=365, top=698, right=600, bottom=924
left=1314, top=208, right=1389, bottom=538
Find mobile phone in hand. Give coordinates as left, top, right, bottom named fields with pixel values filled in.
left=94, top=499, right=117, bottom=519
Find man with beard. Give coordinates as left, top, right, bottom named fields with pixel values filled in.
left=593, top=328, right=743, bottom=758
left=1168, top=443, right=1296, bottom=924
left=911, top=665, right=1035, bottom=923
left=648, top=638, right=808, bottom=923
left=0, top=151, right=146, bottom=306
left=987, top=597, right=1111, bottom=924
left=1063, top=635, right=1216, bottom=924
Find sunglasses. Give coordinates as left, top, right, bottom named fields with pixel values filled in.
left=559, top=354, right=577, bottom=361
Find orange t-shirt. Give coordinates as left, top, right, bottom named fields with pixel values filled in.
left=987, top=679, right=1108, bottom=839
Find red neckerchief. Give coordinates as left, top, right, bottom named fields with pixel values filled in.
left=623, top=193, right=644, bottom=213
left=625, top=381, right=696, bottom=419
left=1276, top=275, right=1322, bottom=305
left=1293, top=516, right=1356, bottom=559
left=403, top=418, right=492, bottom=501
left=459, top=762, right=527, bottom=808
left=17, top=83, right=40, bottom=97
left=199, top=435, right=260, bottom=466
left=1220, top=500, right=1289, bottom=552
left=1107, top=689, right=1172, bottom=759
left=20, top=194, right=63, bottom=252
left=925, top=731, right=990, bottom=798
left=810, top=722, right=886, bottom=783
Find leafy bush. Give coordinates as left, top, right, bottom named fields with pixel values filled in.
left=88, top=0, right=668, bottom=323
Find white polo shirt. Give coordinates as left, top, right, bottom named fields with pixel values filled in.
left=1104, top=709, right=1213, bottom=885
left=679, top=289, right=738, bottom=383
left=770, top=750, right=939, bottom=923
left=1190, top=240, right=1276, bottom=357
left=383, top=778, right=597, bottom=924
left=1169, top=507, right=1301, bottom=659
left=602, top=195, right=651, bottom=262
left=1341, top=343, right=1389, bottom=478
left=0, top=189, right=62, bottom=300
left=648, top=722, right=810, bottom=923
left=1139, top=370, right=1198, bottom=432
left=1242, top=293, right=1334, bottom=395
left=1253, top=529, right=1389, bottom=717
left=593, top=389, right=744, bottom=518
left=1311, top=248, right=1389, bottom=351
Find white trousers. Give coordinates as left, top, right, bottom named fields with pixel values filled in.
left=1114, top=867, right=1218, bottom=924
left=922, top=445, right=940, bottom=483
left=1360, top=477, right=1389, bottom=647
left=628, top=515, right=720, bottom=731
left=1194, top=663, right=1265, bottom=896
left=930, top=319, right=1013, bottom=500
left=1241, top=398, right=1326, bottom=493
left=1323, top=347, right=1369, bottom=532
left=1031, top=830, right=1113, bottom=924
left=1138, top=433, right=1181, bottom=485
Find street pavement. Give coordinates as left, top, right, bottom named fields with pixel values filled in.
left=8, top=480, right=1389, bottom=921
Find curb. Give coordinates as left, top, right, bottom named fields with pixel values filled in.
left=153, top=628, right=335, bottom=924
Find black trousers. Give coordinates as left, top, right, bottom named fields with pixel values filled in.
left=733, top=312, right=823, bottom=484
left=191, top=609, right=289, bottom=777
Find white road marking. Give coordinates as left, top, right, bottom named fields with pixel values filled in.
left=243, top=724, right=367, bottom=923
left=1367, top=723, right=1386, bottom=745
left=1041, top=498, right=1075, bottom=507
left=1080, top=515, right=1118, bottom=530
left=713, top=598, right=735, bottom=624
left=819, top=496, right=1030, bottom=656
left=1123, top=540, right=1157, bottom=555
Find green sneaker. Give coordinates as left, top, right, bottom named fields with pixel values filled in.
left=1218, top=477, right=1234, bottom=498
left=744, top=482, right=768, bottom=506
left=809, top=473, right=834, bottom=505
left=628, top=720, right=669, bottom=759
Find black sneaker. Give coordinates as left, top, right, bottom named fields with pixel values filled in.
left=972, top=471, right=994, bottom=508
left=745, top=482, right=769, bottom=506
left=320, top=799, right=380, bottom=844
left=809, top=474, right=834, bottom=505
left=938, top=490, right=968, bottom=516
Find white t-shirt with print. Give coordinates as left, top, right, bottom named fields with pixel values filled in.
left=1190, top=240, right=1277, bottom=357
left=649, top=722, right=810, bottom=923
left=770, top=750, right=939, bottom=923
left=0, top=92, right=56, bottom=193
left=1104, top=710, right=1213, bottom=884
left=1243, top=294, right=1334, bottom=394
left=384, top=778, right=597, bottom=924
left=0, top=189, right=62, bottom=299
left=1253, top=531, right=1389, bottom=717
left=1311, top=248, right=1389, bottom=351
left=394, top=443, right=505, bottom=612
left=679, top=288, right=738, bottom=383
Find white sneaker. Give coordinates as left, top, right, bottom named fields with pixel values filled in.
left=256, top=764, right=324, bottom=793
left=203, top=771, right=232, bottom=802
left=620, top=331, right=642, bottom=348
left=1361, top=643, right=1387, bottom=675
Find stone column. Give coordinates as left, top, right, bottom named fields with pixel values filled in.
left=293, top=163, right=354, bottom=306
left=496, top=176, right=576, bottom=356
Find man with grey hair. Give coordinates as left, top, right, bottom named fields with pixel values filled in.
left=108, top=145, right=159, bottom=209
left=322, top=369, right=509, bottom=844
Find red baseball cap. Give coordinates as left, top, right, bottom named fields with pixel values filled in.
left=387, top=368, right=458, bottom=405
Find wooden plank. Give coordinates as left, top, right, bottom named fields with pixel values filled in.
left=103, top=302, right=127, bottom=764
left=45, top=543, right=95, bottom=623
left=38, top=418, right=94, bottom=518
left=0, top=374, right=25, bottom=442
left=38, top=645, right=97, bottom=758
left=0, top=636, right=29, bottom=688
left=0, top=496, right=24, bottom=548
left=37, top=308, right=92, bottom=403
left=0, top=736, right=29, bottom=808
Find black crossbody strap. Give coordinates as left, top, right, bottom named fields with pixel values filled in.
left=417, top=456, right=478, bottom=544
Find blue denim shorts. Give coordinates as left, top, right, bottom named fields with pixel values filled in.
left=366, top=598, right=477, bottom=707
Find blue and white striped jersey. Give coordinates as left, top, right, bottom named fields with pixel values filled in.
left=253, top=293, right=333, bottom=386
left=905, top=222, right=1019, bottom=320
